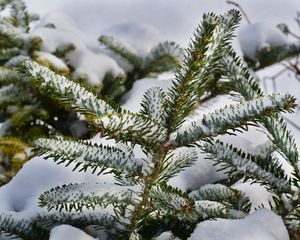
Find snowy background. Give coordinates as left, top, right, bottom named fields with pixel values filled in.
left=23, top=0, right=299, bottom=46
left=1, top=0, right=299, bottom=239
left=23, top=0, right=300, bottom=143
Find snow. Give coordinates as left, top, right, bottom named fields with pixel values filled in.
left=189, top=209, right=289, bottom=240
left=90, top=134, right=149, bottom=161
left=34, top=137, right=144, bottom=174
left=33, top=51, right=69, bottom=73
left=155, top=231, right=179, bottom=240
left=102, top=22, right=167, bottom=57
left=67, top=48, right=124, bottom=85
left=233, top=182, right=275, bottom=211
left=168, top=147, right=226, bottom=191
left=4, top=55, right=29, bottom=67
left=30, top=12, right=124, bottom=85
left=121, top=76, right=173, bottom=112
left=94, top=112, right=167, bottom=143
left=38, top=12, right=80, bottom=33
left=195, top=200, right=227, bottom=217
left=1, top=1, right=300, bottom=239
left=23, top=59, right=115, bottom=116
left=0, top=156, right=115, bottom=212
left=50, top=225, right=96, bottom=240
left=238, top=22, right=288, bottom=60
left=0, top=119, right=11, bottom=136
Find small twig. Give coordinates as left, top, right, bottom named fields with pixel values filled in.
left=295, top=11, right=300, bottom=29
left=226, top=0, right=251, bottom=25
left=262, top=67, right=287, bottom=93
left=284, top=60, right=300, bottom=83
left=288, top=30, right=300, bottom=40
left=284, top=116, right=300, bottom=132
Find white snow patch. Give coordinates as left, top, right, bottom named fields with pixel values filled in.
left=168, top=147, right=226, bottom=191
left=155, top=231, right=180, bottom=240
left=0, top=156, right=115, bottom=212
left=89, top=134, right=148, bottom=161
left=102, top=22, right=167, bottom=57
left=233, top=182, right=275, bottom=211
left=67, top=48, right=123, bottom=85
left=238, top=22, right=288, bottom=60
left=50, top=225, right=96, bottom=240
left=30, top=12, right=124, bottom=85
left=122, top=77, right=173, bottom=112
left=189, top=209, right=289, bottom=240
left=38, top=12, right=78, bottom=32
left=33, top=51, right=68, bottom=71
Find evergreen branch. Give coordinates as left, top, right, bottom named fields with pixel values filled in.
left=137, top=213, right=196, bottom=239
left=0, top=0, right=11, bottom=10
left=223, top=49, right=300, bottom=178
left=0, top=67, right=21, bottom=84
left=0, top=136, right=29, bottom=155
left=0, top=232, right=22, bottom=239
left=39, top=182, right=137, bottom=212
left=248, top=43, right=300, bottom=71
left=189, top=184, right=251, bottom=212
left=149, top=184, right=196, bottom=219
left=164, top=10, right=241, bottom=133
left=10, top=106, right=49, bottom=128
left=53, top=43, right=76, bottom=59
left=140, top=86, right=167, bottom=126
left=9, top=0, right=31, bottom=32
left=285, top=205, right=300, bottom=231
left=93, top=112, right=167, bottom=149
left=201, top=140, right=292, bottom=192
left=0, top=211, right=45, bottom=239
left=34, top=137, right=143, bottom=175
left=100, top=72, right=126, bottom=102
left=37, top=209, right=116, bottom=231
left=0, top=23, right=24, bottom=48
left=21, top=59, right=115, bottom=116
left=144, top=41, right=183, bottom=73
left=0, top=84, right=34, bottom=106
left=0, top=47, right=20, bottom=63
left=99, top=35, right=141, bottom=67
left=0, top=119, right=11, bottom=137
left=262, top=117, right=300, bottom=173
left=221, top=48, right=264, bottom=100
left=175, top=94, right=296, bottom=146
left=158, top=147, right=198, bottom=182
left=194, top=200, right=228, bottom=219
left=150, top=184, right=231, bottom=221
left=4, top=55, right=28, bottom=67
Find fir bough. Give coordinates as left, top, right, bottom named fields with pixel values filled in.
left=0, top=9, right=298, bottom=240
left=99, top=35, right=183, bottom=101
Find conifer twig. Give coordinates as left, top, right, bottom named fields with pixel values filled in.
left=226, top=0, right=251, bottom=25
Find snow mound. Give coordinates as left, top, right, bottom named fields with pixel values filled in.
left=233, top=182, right=275, bottom=211
left=0, top=156, right=114, bottom=212
left=189, top=209, right=289, bottom=240
left=38, top=12, right=78, bottom=32
left=33, top=51, right=69, bottom=74
left=168, top=148, right=226, bottom=191
left=238, top=22, right=287, bottom=60
left=102, top=22, right=167, bottom=57
left=155, top=231, right=180, bottom=240
left=50, top=225, right=96, bottom=240
left=31, top=12, right=124, bottom=85
left=122, top=76, right=173, bottom=112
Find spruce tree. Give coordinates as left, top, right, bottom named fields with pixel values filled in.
left=0, top=0, right=40, bottom=184
left=212, top=47, right=300, bottom=239
left=99, top=36, right=183, bottom=101
left=0, top=9, right=298, bottom=240
left=0, top=0, right=183, bottom=184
